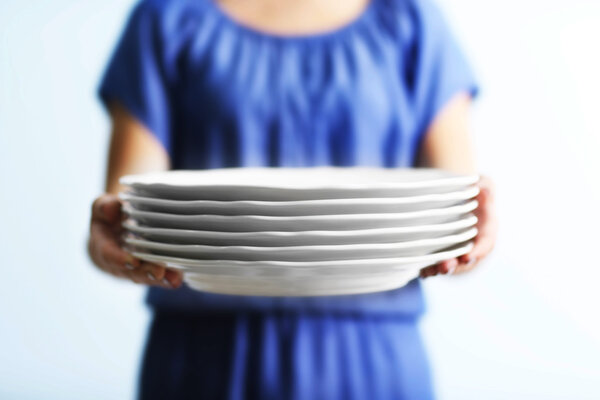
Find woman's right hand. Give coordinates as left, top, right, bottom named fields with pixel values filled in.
left=87, top=194, right=183, bottom=288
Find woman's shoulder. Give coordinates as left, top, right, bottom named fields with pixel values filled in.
left=378, top=0, right=463, bottom=53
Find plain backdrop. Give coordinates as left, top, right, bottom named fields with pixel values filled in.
left=1, top=0, right=599, bottom=399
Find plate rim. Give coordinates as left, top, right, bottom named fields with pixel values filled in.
left=119, top=186, right=480, bottom=208
left=120, top=168, right=479, bottom=191
left=122, top=200, right=478, bottom=223
left=125, top=227, right=477, bottom=254
left=122, top=214, right=478, bottom=238
left=130, top=241, right=474, bottom=269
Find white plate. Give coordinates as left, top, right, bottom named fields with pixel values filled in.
left=131, top=241, right=473, bottom=271
left=119, top=186, right=479, bottom=216
left=121, top=168, right=479, bottom=201
left=137, top=260, right=435, bottom=277
left=124, top=200, right=477, bottom=232
left=123, top=215, right=477, bottom=246
left=184, top=274, right=420, bottom=296
left=183, top=270, right=421, bottom=296
left=125, top=228, right=477, bottom=262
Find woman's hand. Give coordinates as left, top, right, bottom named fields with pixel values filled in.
left=420, top=176, right=498, bottom=278
left=88, top=194, right=183, bottom=288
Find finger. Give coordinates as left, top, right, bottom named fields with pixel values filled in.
left=459, top=219, right=497, bottom=264
left=474, top=186, right=492, bottom=223
left=91, top=226, right=141, bottom=271
left=127, top=269, right=160, bottom=286
left=103, top=239, right=140, bottom=271
left=128, top=262, right=167, bottom=286
left=102, top=257, right=133, bottom=280
left=91, top=194, right=122, bottom=224
left=453, top=257, right=480, bottom=275
left=437, top=258, right=459, bottom=275
left=124, top=269, right=144, bottom=284
left=419, top=266, right=433, bottom=278
left=458, top=181, right=498, bottom=265
left=420, top=264, right=440, bottom=278
left=164, top=269, right=184, bottom=288
left=471, top=234, right=496, bottom=260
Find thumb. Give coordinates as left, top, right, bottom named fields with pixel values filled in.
left=92, top=194, right=122, bottom=223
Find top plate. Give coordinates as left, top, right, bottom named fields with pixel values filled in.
left=119, top=186, right=479, bottom=216
left=120, top=168, right=479, bottom=201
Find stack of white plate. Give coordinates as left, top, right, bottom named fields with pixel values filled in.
left=120, top=168, right=479, bottom=296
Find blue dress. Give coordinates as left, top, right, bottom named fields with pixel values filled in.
left=99, top=0, right=477, bottom=398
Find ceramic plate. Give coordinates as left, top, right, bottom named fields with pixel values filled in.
left=134, top=260, right=434, bottom=277
left=182, top=270, right=421, bottom=296
left=121, top=168, right=479, bottom=201
left=123, top=200, right=477, bottom=232
left=125, top=228, right=476, bottom=262
left=131, top=241, right=473, bottom=271
left=119, top=186, right=479, bottom=216
left=123, top=215, right=477, bottom=246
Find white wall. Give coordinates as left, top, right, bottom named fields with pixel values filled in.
left=0, top=1, right=148, bottom=399
left=422, top=0, right=600, bottom=398
left=1, top=0, right=599, bottom=399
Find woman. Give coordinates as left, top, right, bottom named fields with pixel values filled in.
left=88, top=0, right=497, bottom=398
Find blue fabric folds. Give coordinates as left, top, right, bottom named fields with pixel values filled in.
left=139, top=312, right=433, bottom=400
left=99, top=0, right=478, bottom=316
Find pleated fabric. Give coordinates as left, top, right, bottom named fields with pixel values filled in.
left=139, top=312, right=433, bottom=400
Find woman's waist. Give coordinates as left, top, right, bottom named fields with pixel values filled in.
left=146, top=279, right=426, bottom=317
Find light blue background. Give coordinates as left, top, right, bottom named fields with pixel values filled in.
left=1, top=0, right=599, bottom=399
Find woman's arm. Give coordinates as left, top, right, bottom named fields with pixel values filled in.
left=418, top=93, right=497, bottom=277
left=87, top=103, right=182, bottom=288
left=105, top=103, right=170, bottom=194
left=417, top=92, right=477, bottom=174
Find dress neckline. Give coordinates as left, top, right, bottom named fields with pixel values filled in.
left=205, top=0, right=378, bottom=43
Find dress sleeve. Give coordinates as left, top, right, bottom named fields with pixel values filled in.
left=412, top=0, right=479, bottom=136
left=98, top=0, right=172, bottom=153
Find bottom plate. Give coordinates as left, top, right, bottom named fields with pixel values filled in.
left=184, top=270, right=420, bottom=297
left=131, top=242, right=473, bottom=296
left=132, top=242, right=473, bottom=271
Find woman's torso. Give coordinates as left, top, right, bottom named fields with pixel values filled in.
left=100, top=0, right=477, bottom=316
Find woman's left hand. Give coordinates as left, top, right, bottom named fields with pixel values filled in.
left=420, top=176, right=498, bottom=278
